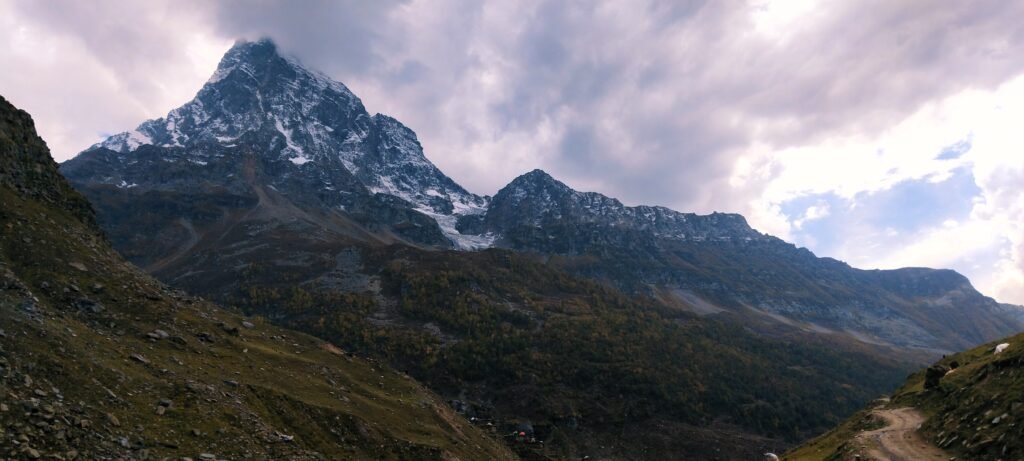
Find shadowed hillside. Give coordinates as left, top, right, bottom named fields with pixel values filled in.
left=0, top=94, right=514, bottom=460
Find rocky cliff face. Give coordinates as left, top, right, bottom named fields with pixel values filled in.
left=0, top=95, right=95, bottom=226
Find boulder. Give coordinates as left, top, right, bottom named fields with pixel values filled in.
left=924, top=365, right=950, bottom=389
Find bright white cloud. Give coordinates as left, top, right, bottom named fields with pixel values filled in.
left=750, top=0, right=821, bottom=38
left=743, top=75, right=1024, bottom=304
left=793, top=201, right=830, bottom=229
left=1, top=1, right=228, bottom=159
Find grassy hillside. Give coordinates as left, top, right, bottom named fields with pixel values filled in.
left=0, top=96, right=514, bottom=460
left=893, top=331, right=1024, bottom=459
left=785, top=330, right=1024, bottom=460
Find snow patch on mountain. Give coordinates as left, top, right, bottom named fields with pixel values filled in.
left=413, top=204, right=495, bottom=250
left=124, top=130, right=152, bottom=150
left=94, top=130, right=153, bottom=152
left=273, top=116, right=310, bottom=165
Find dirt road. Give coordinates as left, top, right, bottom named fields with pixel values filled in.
left=853, top=407, right=949, bottom=461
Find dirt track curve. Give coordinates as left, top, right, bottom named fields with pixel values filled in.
left=853, top=407, right=949, bottom=461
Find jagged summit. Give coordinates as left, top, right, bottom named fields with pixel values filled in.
left=504, top=169, right=580, bottom=191
left=209, top=38, right=293, bottom=82
left=478, top=167, right=765, bottom=244
left=92, top=37, right=365, bottom=164
left=519, top=168, right=558, bottom=181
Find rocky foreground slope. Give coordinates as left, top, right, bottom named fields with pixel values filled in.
left=0, top=95, right=514, bottom=460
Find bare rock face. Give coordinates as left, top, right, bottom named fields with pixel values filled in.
left=466, top=168, right=766, bottom=250
left=923, top=364, right=949, bottom=389
left=0, top=95, right=95, bottom=226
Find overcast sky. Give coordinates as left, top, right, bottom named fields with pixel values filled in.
left=2, top=0, right=1022, bottom=304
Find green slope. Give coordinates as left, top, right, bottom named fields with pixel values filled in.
left=222, top=244, right=915, bottom=459
left=892, top=331, right=1024, bottom=459
left=785, top=329, right=1024, bottom=460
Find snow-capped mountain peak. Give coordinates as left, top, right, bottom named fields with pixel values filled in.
left=93, top=39, right=365, bottom=164
left=81, top=38, right=489, bottom=248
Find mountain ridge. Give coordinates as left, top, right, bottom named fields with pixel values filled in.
left=62, top=38, right=1023, bottom=354
left=462, top=167, right=769, bottom=246
left=1, top=95, right=96, bottom=226
left=457, top=169, right=1024, bottom=352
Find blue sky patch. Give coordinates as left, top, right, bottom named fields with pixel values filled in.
left=935, top=136, right=973, bottom=160
left=782, top=166, right=982, bottom=257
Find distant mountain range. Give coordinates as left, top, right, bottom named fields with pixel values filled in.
left=473, top=168, right=1024, bottom=353
left=57, top=38, right=1024, bottom=459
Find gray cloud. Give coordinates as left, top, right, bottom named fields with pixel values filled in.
left=221, top=0, right=1022, bottom=217
left=737, top=1, right=1024, bottom=145
left=201, top=0, right=407, bottom=77
left=9, top=1, right=204, bottom=98
left=3, top=0, right=1024, bottom=231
